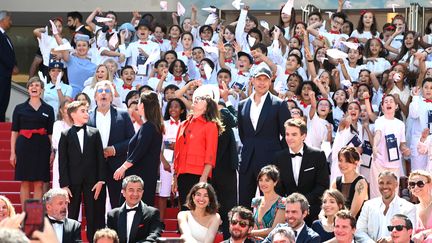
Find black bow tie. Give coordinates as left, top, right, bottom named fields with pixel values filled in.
left=74, top=125, right=86, bottom=132
left=290, top=152, right=302, bottom=158
left=126, top=207, right=138, bottom=213
left=49, top=218, right=64, bottom=225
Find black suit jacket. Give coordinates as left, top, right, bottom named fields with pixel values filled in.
left=215, top=105, right=239, bottom=171
left=238, top=93, right=290, bottom=173
left=88, top=106, right=135, bottom=171
left=0, top=30, right=16, bottom=79
left=272, top=144, right=329, bottom=222
left=262, top=223, right=320, bottom=243
left=58, top=125, right=107, bottom=187
left=107, top=202, right=162, bottom=243
left=48, top=217, right=81, bottom=243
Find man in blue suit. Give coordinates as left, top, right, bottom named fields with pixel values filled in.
left=88, top=80, right=135, bottom=208
left=237, top=65, right=290, bottom=207
left=0, top=11, right=17, bottom=122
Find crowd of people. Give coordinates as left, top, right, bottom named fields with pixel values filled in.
left=1, top=0, right=432, bottom=242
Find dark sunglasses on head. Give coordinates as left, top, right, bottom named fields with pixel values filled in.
left=230, top=219, right=249, bottom=228
left=408, top=180, right=425, bottom=189
left=387, top=225, right=407, bottom=231
left=96, top=88, right=112, bottom=93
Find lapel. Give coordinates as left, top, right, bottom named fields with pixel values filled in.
left=296, top=225, right=308, bottom=243
left=282, top=149, right=297, bottom=190
left=255, top=94, right=271, bottom=135
left=242, top=98, right=254, bottom=133
left=108, top=107, right=116, bottom=145
left=1, top=32, right=13, bottom=51
left=118, top=205, right=128, bottom=242
left=298, top=144, right=310, bottom=187
left=82, top=126, right=89, bottom=155
left=129, top=202, right=144, bottom=243
left=62, top=218, right=70, bottom=243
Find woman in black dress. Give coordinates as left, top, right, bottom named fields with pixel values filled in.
left=113, top=91, right=163, bottom=206
left=10, top=77, right=55, bottom=206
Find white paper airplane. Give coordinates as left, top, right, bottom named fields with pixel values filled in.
left=177, top=2, right=186, bottom=16
left=95, top=16, right=113, bottom=23
left=260, top=20, right=270, bottom=31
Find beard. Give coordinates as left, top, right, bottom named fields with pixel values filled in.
left=230, top=230, right=249, bottom=241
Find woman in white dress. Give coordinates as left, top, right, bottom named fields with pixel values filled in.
left=178, top=182, right=221, bottom=243
left=51, top=100, right=72, bottom=188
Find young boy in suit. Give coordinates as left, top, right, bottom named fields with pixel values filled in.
left=58, top=100, right=107, bottom=241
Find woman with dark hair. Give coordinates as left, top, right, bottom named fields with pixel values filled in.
left=166, top=24, right=183, bottom=52
left=173, top=85, right=224, bottom=209
left=331, top=146, right=369, bottom=219
left=279, top=4, right=296, bottom=40
left=177, top=182, right=221, bottom=243
left=423, top=17, right=432, bottom=44
left=10, top=77, right=55, bottom=206
left=250, top=165, right=285, bottom=242
left=168, top=59, right=188, bottom=87
left=311, top=189, right=346, bottom=241
left=113, top=91, right=164, bottom=206
left=42, top=61, right=72, bottom=118
left=74, top=92, right=91, bottom=106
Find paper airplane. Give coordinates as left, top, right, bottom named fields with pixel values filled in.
left=203, top=63, right=213, bottom=80
left=177, top=2, right=186, bottom=16
left=205, top=13, right=218, bottom=25
left=341, top=41, right=360, bottom=50
left=54, top=42, right=74, bottom=51
left=160, top=1, right=168, bottom=11
left=232, top=0, right=244, bottom=10
left=202, top=7, right=217, bottom=13
left=95, top=16, right=113, bottom=23
left=202, top=45, right=219, bottom=54
left=248, top=36, right=256, bottom=47
left=260, top=20, right=270, bottom=31
left=341, top=79, right=352, bottom=87
left=326, top=11, right=334, bottom=18
left=282, top=0, right=294, bottom=15
left=318, top=57, right=328, bottom=63
left=326, top=48, right=348, bottom=59
left=344, top=0, right=352, bottom=8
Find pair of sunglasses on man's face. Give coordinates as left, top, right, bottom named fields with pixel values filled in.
left=408, top=180, right=426, bottom=189
left=387, top=225, right=407, bottom=231
left=230, top=219, right=249, bottom=228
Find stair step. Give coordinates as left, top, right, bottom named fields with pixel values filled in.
left=0, top=169, right=14, bottom=180
left=0, top=160, right=14, bottom=170
left=164, top=219, right=178, bottom=231
left=0, top=140, right=9, bottom=149
left=0, top=131, right=10, bottom=140
left=164, top=207, right=179, bottom=219
left=0, top=181, right=20, bottom=192
left=0, top=123, right=12, bottom=130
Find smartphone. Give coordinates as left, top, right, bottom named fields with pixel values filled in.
left=23, top=199, right=45, bottom=239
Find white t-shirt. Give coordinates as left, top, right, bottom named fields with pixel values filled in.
left=374, top=116, right=406, bottom=168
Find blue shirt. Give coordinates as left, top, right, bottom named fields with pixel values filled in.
left=66, top=55, right=96, bottom=97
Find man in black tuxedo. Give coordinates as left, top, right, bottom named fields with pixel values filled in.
left=262, top=193, right=320, bottom=243
left=58, top=100, right=107, bottom=241
left=237, top=65, right=290, bottom=207
left=43, top=188, right=81, bottom=243
left=272, top=118, right=329, bottom=225
left=0, top=11, right=17, bottom=122
left=88, top=81, right=135, bottom=208
left=66, top=11, right=92, bottom=47
left=107, top=175, right=162, bottom=243
left=221, top=206, right=254, bottom=243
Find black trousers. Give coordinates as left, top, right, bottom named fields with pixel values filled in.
left=0, top=77, right=11, bottom=122
left=68, top=183, right=106, bottom=241
left=177, top=173, right=201, bottom=211
left=238, top=163, right=262, bottom=209
left=212, top=167, right=237, bottom=239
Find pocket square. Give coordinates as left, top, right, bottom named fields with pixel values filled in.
left=304, top=167, right=315, bottom=172
left=138, top=224, right=145, bottom=228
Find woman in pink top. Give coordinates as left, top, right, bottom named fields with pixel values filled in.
left=408, top=170, right=432, bottom=242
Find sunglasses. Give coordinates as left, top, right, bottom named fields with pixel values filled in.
left=230, top=219, right=249, bottom=228
left=96, top=88, right=112, bottom=93
left=408, top=180, right=426, bottom=189
left=387, top=225, right=407, bottom=231
left=193, top=96, right=209, bottom=103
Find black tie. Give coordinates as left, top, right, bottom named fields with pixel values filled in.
left=294, top=230, right=298, bottom=237
left=49, top=218, right=64, bottom=225
left=74, top=125, right=86, bottom=132
left=126, top=207, right=138, bottom=213
left=289, top=152, right=302, bottom=158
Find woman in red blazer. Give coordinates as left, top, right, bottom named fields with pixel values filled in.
left=173, top=86, right=224, bottom=209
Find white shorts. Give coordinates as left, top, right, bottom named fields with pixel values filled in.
left=159, top=162, right=174, bottom=197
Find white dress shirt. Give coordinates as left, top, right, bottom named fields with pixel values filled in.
left=294, top=222, right=306, bottom=241
left=126, top=203, right=139, bottom=243
left=76, top=128, right=84, bottom=153
left=249, top=91, right=269, bottom=130
left=289, top=146, right=304, bottom=185
left=48, top=216, right=63, bottom=243
left=96, top=109, right=111, bottom=148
